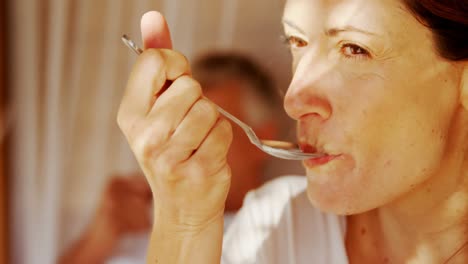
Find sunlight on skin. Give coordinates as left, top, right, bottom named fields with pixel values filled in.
left=407, top=245, right=433, bottom=264
left=444, top=191, right=468, bottom=227
left=282, top=0, right=463, bottom=216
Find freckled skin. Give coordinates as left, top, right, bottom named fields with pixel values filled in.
left=360, top=228, right=366, bottom=235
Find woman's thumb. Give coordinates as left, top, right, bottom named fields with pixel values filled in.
left=141, top=11, right=173, bottom=50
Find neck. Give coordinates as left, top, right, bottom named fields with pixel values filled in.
left=347, top=107, right=468, bottom=263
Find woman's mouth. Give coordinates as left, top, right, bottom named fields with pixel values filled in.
left=300, top=143, right=340, bottom=168
left=304, top=155, right=339, bottom=167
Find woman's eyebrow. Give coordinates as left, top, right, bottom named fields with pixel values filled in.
left=283, top=19, right=379, bottom=37
left=282, top=19, right=306, bottom=35
left=325, top=26, right=379, bottom=36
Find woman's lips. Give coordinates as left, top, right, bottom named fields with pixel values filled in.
left=300, top=143, right=340, bottom=167
left=299, top=143, right=318, bottom=153
left=304, top=154, right=339, bottom=167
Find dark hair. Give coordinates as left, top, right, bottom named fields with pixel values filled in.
left=192, top=52, right=279, bottom=105
left=403, top=0, right=468, bottom=61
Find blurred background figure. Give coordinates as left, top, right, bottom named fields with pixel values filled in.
left=193, top=53, right=281, bottom=213
left=58, top=175, right=152, bottom=264
left=58, top=52, right=281, bottom=264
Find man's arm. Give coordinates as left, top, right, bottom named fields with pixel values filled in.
left=58, top=175, right=152, bottom=264
left=58, top=226, right=118, bottom=264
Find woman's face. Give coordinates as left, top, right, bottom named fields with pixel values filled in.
left=283, top=0, right=464, bottom=214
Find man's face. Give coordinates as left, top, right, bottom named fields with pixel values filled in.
left=204, top=80, right=269, bottom=210
left=204, top=80, right=264, bottom=175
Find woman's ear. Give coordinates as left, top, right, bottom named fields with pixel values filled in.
left=461, top=65, right=468, bottom=110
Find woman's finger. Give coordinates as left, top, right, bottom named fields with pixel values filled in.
left=148, top=75, right=202, bottom=132
left=161, top=98, right=220, bottom=163
left=118, top=49, right=191, bottom=126
left=185, top=118, right=233, bottom=176
left=158, top=49, right=191, bottom=79
left=141, top=11, right=173, bottom=49
left=118, top=49, right=166, bottom=125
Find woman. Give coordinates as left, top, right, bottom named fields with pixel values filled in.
left=117, top=0, right=468, bottom=263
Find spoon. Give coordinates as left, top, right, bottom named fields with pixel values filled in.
left=121, top=34, right=324, bottom=160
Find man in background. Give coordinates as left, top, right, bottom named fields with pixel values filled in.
left=59, top=52, right=281, bottom=264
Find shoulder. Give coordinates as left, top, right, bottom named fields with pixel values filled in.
left=251, top=175, right=307, bottom=195
left=222, top=176, right=306, bottom=263
left=243, top=175, right=307, bottom=209
left=229, top=175, right=308, bottom=229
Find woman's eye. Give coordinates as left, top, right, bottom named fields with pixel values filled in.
left=283, top=35, right=308, bottom=49
left=340, top=43, right=371, bottom=59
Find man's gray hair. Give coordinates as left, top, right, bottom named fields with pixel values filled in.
left=192, top=52, right=280, bottom=126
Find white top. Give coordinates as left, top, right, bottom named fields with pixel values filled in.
left=222, top=176, right=349, bottom=264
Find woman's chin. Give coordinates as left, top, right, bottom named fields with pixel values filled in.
left=303, top=153, right=355, bottom=186
left=303, top=155, right=370, bottom=215
left=305, top=191, right=361, bottom=215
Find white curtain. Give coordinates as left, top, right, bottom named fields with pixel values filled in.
left=8, top=0, right=295, bottom=263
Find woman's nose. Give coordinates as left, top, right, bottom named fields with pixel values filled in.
left=283, top=50, right=333, bottom=121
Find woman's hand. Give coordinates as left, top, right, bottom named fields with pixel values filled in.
left=117, top=12, right=232, bottom=260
